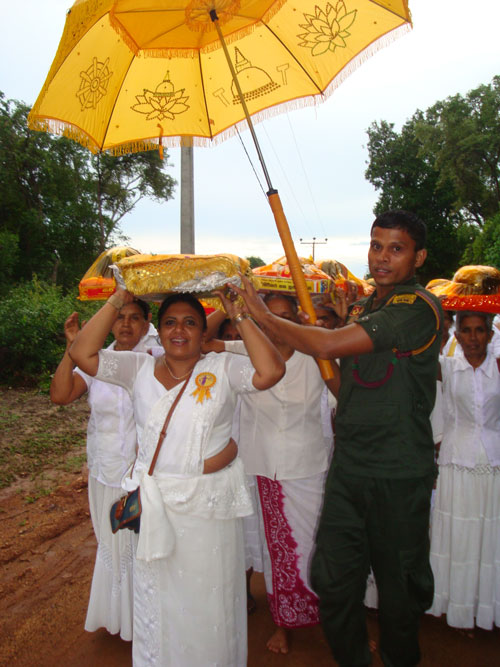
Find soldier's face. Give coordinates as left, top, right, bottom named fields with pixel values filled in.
left=368, top=227, right=426, bottom=293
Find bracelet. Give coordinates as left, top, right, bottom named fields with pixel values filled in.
left=232, top=312, right=250, bottom=325
left=107, top=293, right=125, bottom=311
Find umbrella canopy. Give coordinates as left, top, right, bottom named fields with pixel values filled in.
left=29, top=0, right=412, bottom=379
left=28, top=0, right=411, bottom=153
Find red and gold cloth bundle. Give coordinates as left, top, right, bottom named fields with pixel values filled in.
left=426, top=265, right=500, bottom=313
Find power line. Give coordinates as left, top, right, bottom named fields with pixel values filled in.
left=299, top=237, right=328, bottom=261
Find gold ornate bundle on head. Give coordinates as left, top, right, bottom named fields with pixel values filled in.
left=114, top=253, right=251, bottom=313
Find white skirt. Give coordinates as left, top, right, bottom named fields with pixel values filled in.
left=428, top=462, right=500, bottom=629
left=132, top=508, right=247, bottom=666
left=85, top=476, right=136, bottom=640
left=243, top=474, right=264, bottom=572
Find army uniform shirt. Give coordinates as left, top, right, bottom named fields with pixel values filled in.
left=334, top=277, right=442, bottom=479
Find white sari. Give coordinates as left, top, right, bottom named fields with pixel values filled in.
left=96, top=350, right=256, bottom=666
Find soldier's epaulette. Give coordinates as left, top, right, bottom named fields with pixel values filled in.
left=386, top=293, right=417, bottom=305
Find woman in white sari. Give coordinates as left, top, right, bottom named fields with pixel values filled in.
left=51, top=299, right=153, bottom=640
left=70, top=288, right=285, bottom=666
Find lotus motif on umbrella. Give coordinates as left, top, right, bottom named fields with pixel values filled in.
left=298, top=1, right=358, bottom=56
left=131, top=72, right=190, bottom=122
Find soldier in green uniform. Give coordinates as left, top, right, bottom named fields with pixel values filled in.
left=232, top=210, right=442, bottom=666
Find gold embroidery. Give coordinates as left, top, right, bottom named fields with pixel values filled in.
left=348, top=304, right=364, bottom=322
left=389, top=294, right=417, bottom=305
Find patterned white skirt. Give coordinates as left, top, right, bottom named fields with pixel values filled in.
left=132, top=509, right=247, bottom=666
left=428, top=462, right=500, bottom=629
left=85, top=476, right=136, bottom=640
left=256, top=472, right=327, bottom=628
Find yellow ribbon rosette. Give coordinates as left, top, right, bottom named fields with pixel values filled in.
left=191, top=372, right=217, bottom=404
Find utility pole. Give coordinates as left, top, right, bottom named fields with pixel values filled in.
left=180, top=143, right=195, bottom=253
left=299, top=237, right=328, bottom=261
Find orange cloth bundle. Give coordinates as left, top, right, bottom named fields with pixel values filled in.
left=316, top=259, right=374, bottom=299
left=426, top=265, right=500, bottom=313
left=79, top=246, right=141, bottom=300
left=252, top=256, right=333, bottom=295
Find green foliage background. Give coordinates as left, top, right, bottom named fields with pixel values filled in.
left=0, top=278, right=100, bottom=387
left=0, top=92, right=176, bottom=293
left=2, top=76, right=500, bottom=387
left=365, top=75, right=500, bottom=284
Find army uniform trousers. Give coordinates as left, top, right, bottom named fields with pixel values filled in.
left=311, top=467, right=435, bottom=667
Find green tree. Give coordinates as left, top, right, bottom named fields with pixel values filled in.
left=416, top=76, right=500, bottom=226
left=0, top=92, right=176, bottom=291
left=0, top=278, right=99, bottom=386
left=461, top=212, right=500, bottom=269
left=246, top=256, right=266, bottom=269
left=365, top=76, right=500, bottom=283
left=365, top=116, right=468, bottom=283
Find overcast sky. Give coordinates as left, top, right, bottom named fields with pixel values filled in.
left=2, top=1, right=499, bottom=277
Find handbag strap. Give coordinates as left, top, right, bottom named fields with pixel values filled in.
left=148, top=372, right=192, bottom=476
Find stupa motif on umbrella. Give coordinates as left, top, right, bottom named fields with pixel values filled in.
left=231, top=48, right=280, bottom=104
left=29, top=0, right=412, bottom=151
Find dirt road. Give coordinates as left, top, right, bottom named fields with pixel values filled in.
left=0, top=389, right=498, bottom=666
left=1, top=470, right=499, bottom=667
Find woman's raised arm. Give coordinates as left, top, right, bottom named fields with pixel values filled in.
left=50, top=312, right=88, bottom=404
left=216, top=289, right=285, bottom=390
left=69, top=289, right=133, bottom=376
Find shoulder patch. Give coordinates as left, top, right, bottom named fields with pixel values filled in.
left=349, top=304, right=365, bottom=319
left=389, top=294, right=417, bottom=305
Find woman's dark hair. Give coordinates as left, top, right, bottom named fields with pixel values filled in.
left=133, top=298, right=150, bottom=320
left=218, top=318, right=232, bottom=338
left=456, top=310, right=493, bottom=331
left=157, top=293, right=207, bottom=330
left=263, top=292, right=298, bottom=314
left=371, top=210, right=427, bottom=251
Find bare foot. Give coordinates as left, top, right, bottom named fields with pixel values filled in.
left=266, top=627, right=289, bottom=654
left=456, top=628, right=475, bottom=639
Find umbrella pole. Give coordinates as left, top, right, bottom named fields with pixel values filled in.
left=210, top=11, right=334, bottom=380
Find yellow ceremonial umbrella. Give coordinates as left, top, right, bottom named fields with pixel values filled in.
left=28, top=0, right=412, bottom=378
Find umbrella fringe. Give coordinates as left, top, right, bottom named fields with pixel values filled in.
left=321, top=22, right=412, bottom=102
left=30, top=0, right=113, bottom=119
left=110, top=0, right=288, bottom=59
left=109, top=4, right=141, bottom=55
left=27, top=116, right=102, bottom=154
left=27, top=20, right=410, bottom=154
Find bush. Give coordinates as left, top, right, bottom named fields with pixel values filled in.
left=0, top=278, right=100, bottom=387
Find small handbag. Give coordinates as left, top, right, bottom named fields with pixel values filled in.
left=110, top=373, right=192, bottom=534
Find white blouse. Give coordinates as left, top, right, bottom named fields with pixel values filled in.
left=77, top=339, right=146, bottom=487
left=94, top=349, right=256, bottom=555
left=225, top=341, right=330, bottom=480
left=95, top=349, right=256, bottom=476
left=439, top=350, right=500, bottom=467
